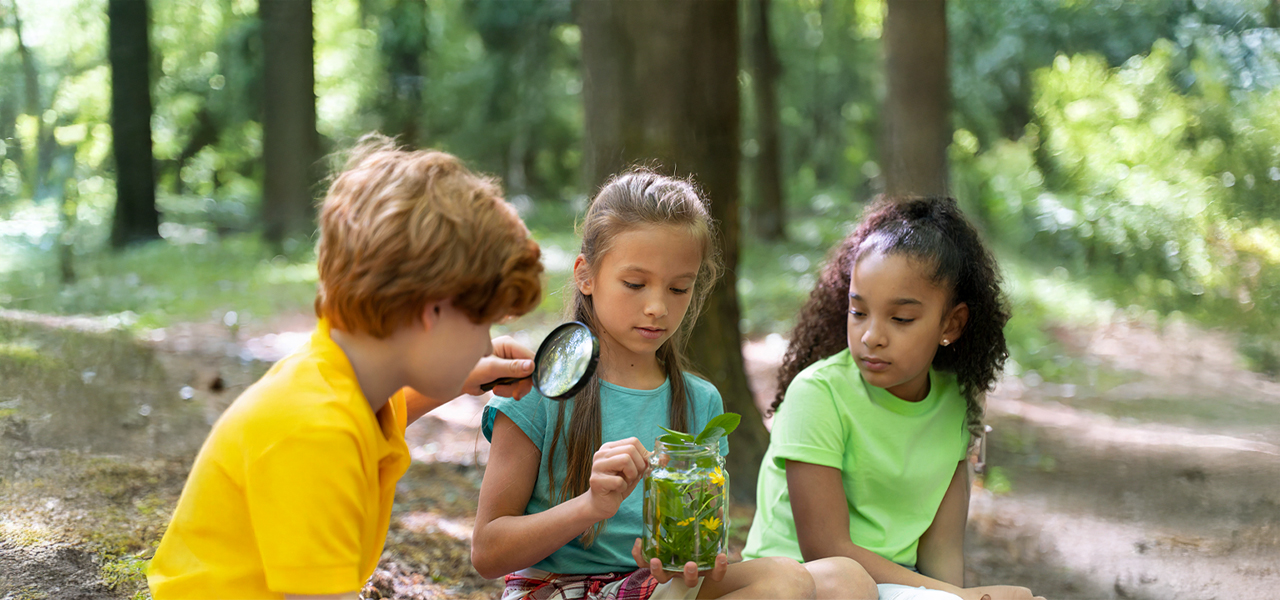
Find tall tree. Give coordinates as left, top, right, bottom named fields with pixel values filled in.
left=108, top=0, right=160, bottom=248
left=750, top=0, right=786, bottom=241
left=260, top=0, right=319, bottom=244
left=9, top=0, right=57, bottom=203
left=378, top=0, right=427, bottom=147
left=468, top=0, right=570, bottom=196
left=579, top=0, right=765, bottom=499
left=882, top=0, right=950, bottom=196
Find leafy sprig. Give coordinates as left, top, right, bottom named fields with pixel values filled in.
left=657, top=412, right=741, bottom=446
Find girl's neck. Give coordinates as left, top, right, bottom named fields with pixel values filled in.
left=597, top=343, right=666, bottom=390
left=886, top=370, right=931, bottom=403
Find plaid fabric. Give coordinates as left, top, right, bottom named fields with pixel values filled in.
left=502, top=568, right=660, bottom=600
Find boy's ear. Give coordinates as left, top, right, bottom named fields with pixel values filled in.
left=419, top=301, right=445, bottom=333
left=572, top=254, right=594, bottom=295
left=942, top=302, right=969, bottom=346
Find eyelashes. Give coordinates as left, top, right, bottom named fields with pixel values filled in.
left=847, top=309, right=915, bottom=323
left=623, top=281, right=690, bottom=295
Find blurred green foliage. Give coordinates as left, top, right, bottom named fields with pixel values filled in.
left=954, top=33, right=1280, bottom=362
left=1, top=0, right=1278, bottom=379
left=0, top=232, right=316, bottom=329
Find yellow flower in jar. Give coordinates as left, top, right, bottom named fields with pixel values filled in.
left=708, top=467, right=724, bottom=487
left=677, top=517, right=696, bottom=526
left=700, top=516, right=722, bottom=531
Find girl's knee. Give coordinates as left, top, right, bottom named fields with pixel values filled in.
left=757, top=556, right=817, bottom=599
left=805, top=557, right=878, bottom=600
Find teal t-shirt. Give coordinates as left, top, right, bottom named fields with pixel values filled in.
left=483, top=373, right=728, bottom=575
left=742, top=349, right=970, bottom=567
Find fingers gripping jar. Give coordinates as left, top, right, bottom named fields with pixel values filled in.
left=641, top=438, right=729, bottom=571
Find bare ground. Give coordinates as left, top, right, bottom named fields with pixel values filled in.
left=2, top=311, right=1278, bottom=599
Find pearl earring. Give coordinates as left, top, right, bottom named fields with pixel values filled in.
left=941, top=339, right=950, bottom=346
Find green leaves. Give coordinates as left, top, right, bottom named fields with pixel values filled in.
left=644, top=465, right=729, bottom=569
left=657, top=413, right=740, bottom=446
left=696, top=413, right=740, bottom=443
left=657, top=426, right=694, bottom=446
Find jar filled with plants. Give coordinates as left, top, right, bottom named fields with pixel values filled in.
left=641, top=413, right=740, bottom=571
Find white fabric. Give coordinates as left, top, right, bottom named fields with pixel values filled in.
left=877, top=583, right=965, bottom=600
left=650, top=576, right=703, bottom=600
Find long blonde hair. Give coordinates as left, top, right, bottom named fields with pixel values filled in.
left=548, top=168, right=722, bottom=546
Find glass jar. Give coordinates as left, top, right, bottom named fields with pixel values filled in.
left=641, top=438, right=729, bottom=571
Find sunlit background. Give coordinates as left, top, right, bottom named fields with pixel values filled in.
left=1, top=0, right=1278, bottom=598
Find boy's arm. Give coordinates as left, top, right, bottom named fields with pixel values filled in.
left=915, top=460, right=969, bottom=587
left=404, top=336, right=535, bottom=423
left=786, top=460, right=971, bottom=596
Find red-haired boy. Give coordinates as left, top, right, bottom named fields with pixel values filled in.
left=148, top=136, right=544, bottom=599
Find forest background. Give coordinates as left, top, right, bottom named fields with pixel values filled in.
left=2, top=0, right=1279, bottom=598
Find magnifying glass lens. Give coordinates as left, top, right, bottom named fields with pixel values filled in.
left=536, top=325, right=593, bottom=398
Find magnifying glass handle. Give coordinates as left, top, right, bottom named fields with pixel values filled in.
left=479, top=375, right=531, bottom=393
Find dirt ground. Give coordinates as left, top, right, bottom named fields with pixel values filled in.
left=2, top=310, right=1278, bottom=599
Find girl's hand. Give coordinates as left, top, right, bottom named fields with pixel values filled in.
left=461, top=336, right=535, bottom=399
left=961, top=585, right=1043, bottom=600
left=583, top=438, right=650, bottom=521
left=630, top=539, right=728, bottom=588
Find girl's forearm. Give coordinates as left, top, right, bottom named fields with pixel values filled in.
left=819, top=539, right=965, bottom=596
left=915, top=549, right=964, bottom=588
left=472, top=494, right=602, bottom=579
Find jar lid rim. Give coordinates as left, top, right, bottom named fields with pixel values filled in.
left=656, top=439, right=720, bottom=450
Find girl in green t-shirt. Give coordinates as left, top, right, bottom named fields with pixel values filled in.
left=744, top=197, right=1046, bottom=600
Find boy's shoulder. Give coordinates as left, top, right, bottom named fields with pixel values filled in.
left=221, top=335, right=365, bottom=438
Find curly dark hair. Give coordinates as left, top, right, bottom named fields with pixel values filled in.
left=770, top=196, right=1010, bottom=435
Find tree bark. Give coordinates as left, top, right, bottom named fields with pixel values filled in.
left=883, top=0, right=951, bottom=197
left=108, top=0, right=160, bottom=248
left=379, top=0, right=426, bottom=147
left=9, top=0, right=43, bottom=200
left=750, top=0, right=786, bottom=241
left=579, top=0, right=765, bottom=500
left=260, top=0, right=319, bottom=244
left=59, top=178, right=78, bottom=284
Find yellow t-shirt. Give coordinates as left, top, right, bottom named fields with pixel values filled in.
left=148, top=320, right=411, bottom=598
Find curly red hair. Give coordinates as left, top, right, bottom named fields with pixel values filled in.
left=315, top=134, right=543, bottom=337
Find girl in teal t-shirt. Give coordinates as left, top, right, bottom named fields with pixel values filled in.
left=472, top=170, right=870, bottom=600
left=744, top=197, right=1045, bottom=600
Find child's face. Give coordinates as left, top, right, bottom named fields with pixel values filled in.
left=576, top=225, right=702, bottom=368
left=846, top=251, right=965, bottom=402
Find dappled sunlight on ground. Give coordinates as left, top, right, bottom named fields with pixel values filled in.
left=3, top=310, right=1278, bottom=599
left=987, top=394, right=1279, bottom=455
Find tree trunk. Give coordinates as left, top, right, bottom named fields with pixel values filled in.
left=9, top=0, right=38, bottom=199
left=750, top=0, right=786, bottom=241
left=173, top=106, right=220, bottom=194
left=59, top=177, right=78, bottom=284
left=882, top=0, right=950, bottom=197
left=108, top=0, right=160, bottom=248
left=260, top=0, right=319, bottom=244
left=380, top=0, right=426, bottom=147
left=579, top=0, right=765, bottom=501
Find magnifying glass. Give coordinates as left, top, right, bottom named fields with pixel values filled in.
left=479, top=321, right=600, bottom=400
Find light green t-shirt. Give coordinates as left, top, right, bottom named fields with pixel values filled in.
left=742, top=349, right=970, bottom=567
